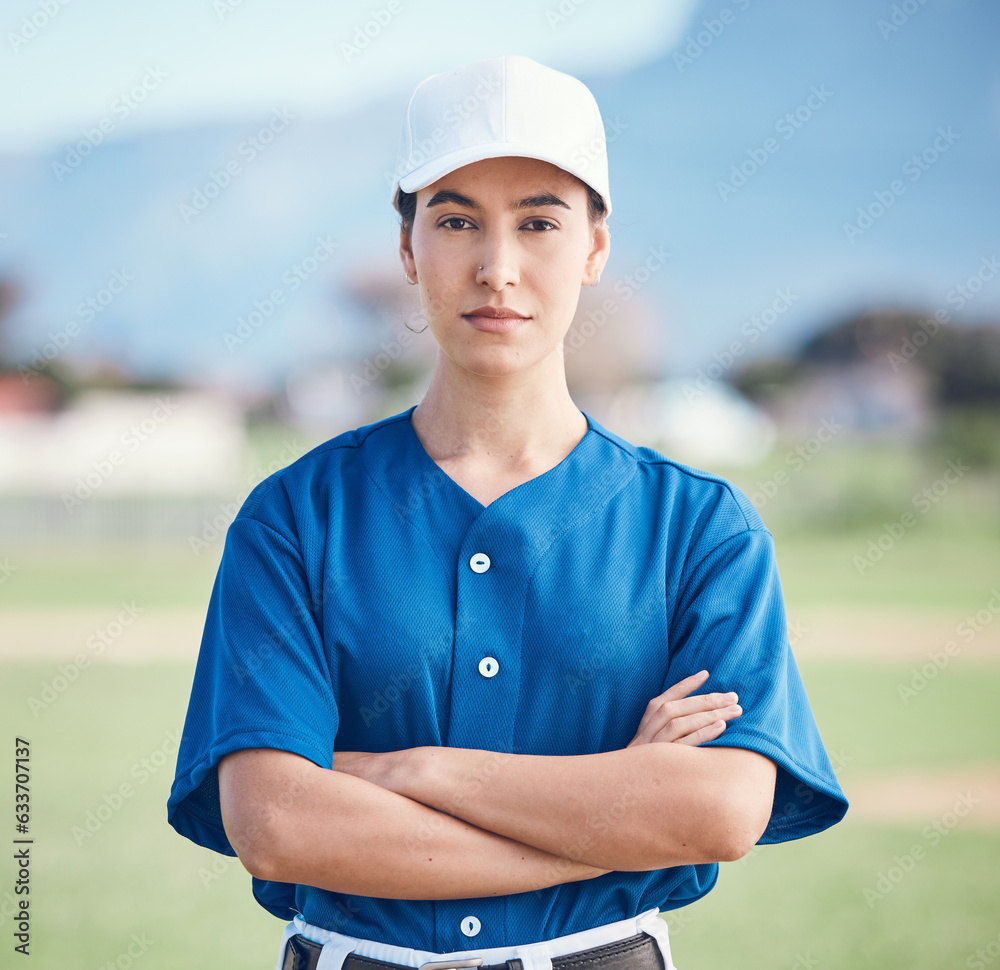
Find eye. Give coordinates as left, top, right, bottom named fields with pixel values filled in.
left=439, top=217, right=475, bottom=230
left=522, top=219, right=557, bottom=232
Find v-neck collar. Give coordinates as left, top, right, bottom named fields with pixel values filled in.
left=402, top=404, right=599, bottom=511
left=360, top=404, right=639, bottom=576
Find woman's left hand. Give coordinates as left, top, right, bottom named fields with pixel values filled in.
left=627, top=669, right=742, bottom=747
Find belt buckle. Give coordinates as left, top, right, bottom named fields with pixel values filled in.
left=418, top=960, right=484, bottom=970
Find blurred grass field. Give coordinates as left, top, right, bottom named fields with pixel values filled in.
left=2, top=655, right=998, bottom=970
left=2, top=433, right=998, bottom=970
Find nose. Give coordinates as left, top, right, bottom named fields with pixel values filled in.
left=475, top=231, right=520, bottom=290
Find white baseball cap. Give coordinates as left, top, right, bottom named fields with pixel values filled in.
left=390, top=54, right=611, bottom=218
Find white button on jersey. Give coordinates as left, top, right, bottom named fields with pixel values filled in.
left=478, top=657, right=499, bottom=678
left=460, top=915, right=481, bottom=937
left=469, top=553, right=490, bottom=573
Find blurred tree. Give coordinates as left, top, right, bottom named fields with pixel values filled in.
left=0, top=277, right=23, bottom=370
left=731, top=307, right=1000, bottom=467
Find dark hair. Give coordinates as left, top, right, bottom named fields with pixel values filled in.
left=394, top=181, right=607, bottom=237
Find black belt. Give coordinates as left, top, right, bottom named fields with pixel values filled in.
left=282, top=931, right=665, bottom=970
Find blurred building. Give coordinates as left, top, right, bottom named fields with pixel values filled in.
left=0, top=389, right=248, bottom=498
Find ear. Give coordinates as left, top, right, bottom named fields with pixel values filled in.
left=399, top=227, right=417, bottom=283
left=582, top=222, right=611, bottom=287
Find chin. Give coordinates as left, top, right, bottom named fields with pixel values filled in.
left=449, top=344, right=552, bottom=379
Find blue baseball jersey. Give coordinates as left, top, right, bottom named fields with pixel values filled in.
left=167, top=405, right=847, bottom=951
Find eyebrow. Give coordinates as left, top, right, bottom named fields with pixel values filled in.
left=424, top=190, right=571, bottom=212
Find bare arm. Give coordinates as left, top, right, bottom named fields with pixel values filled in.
left=332, top=672, right=777, bottom=871
left=339, top=743, right=775, bottom=871
left=221, top=672, right=773, bottom=892
left=218, top=747, right=609, bottom=898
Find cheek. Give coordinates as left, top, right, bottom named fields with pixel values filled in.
left=533, top=250, right=586, bottom=302
left=417, top=262, right=465, bottom=324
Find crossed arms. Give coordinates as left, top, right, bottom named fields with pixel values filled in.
left=218, top=670, right=776, bottom=900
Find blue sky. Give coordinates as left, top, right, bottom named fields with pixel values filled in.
left=1, top=0, right=697, bottom=152
left=1, top=0, right=997, bottom=388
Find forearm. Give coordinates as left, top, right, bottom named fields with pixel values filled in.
left=218, top=748, right=608, bottom=899
left=385, top=744, right=775, bottom=871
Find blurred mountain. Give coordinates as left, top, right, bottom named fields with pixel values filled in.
left=0, top=0, right=997, bottom=390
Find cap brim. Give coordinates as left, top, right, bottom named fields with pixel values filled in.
left=397, top=142, right=611, bottom=216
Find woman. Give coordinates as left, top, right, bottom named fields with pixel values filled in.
left=167, top=55, right=847, bottom=970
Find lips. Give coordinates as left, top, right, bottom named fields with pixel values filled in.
left=462, top=305, right=530, bottom=333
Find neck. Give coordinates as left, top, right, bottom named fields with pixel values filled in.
left=411, top=352, right=587, bottom=471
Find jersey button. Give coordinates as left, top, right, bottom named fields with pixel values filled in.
left=469, top=553, right=490, bottom=573
left=460, top=915, right=481, bottom=937
left=478, top=657, right=499, bottom=678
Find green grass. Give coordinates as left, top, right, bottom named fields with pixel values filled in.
left=3, top=664, right=278, bottom=969
left=666, top=822, right=1000, bottom=970
left=2, top=658, right=998, bottom=970
left=798, top=659, right=1000, bottom=773
left=722, top=438, right=1000, bottom=535
left=0, top=539, right=223, bottom=609
left=773, top=528, right=1000, bottom=610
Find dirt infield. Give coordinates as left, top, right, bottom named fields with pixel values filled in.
left=845, top=769, right=1000, bottom=825
left=1, top=606, right=206, bottom=663
left=786, top=607, right=999, bottom=660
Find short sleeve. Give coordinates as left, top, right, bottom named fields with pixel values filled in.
left=667, top=526, right=848, bottom=843
left=166, top=511, right=338, bottom=855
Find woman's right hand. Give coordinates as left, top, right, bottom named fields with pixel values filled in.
left=627, top=669, right=742, bottom=747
